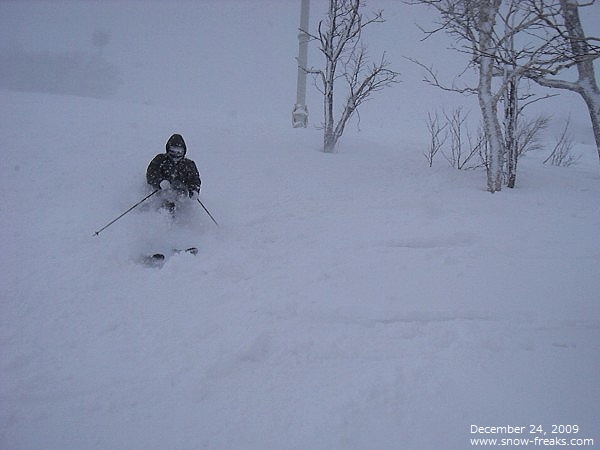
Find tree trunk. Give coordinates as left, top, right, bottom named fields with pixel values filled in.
left=560, top=0, right=600, bottom=163
left=505, top=74, right=518, bottom=188
left=503, top=4, right=518, bottom=189
left=581, top=88, right=600, bottom=163
left=477, top=1, right=504, bottom=193
left=323, top=45, right=337, bottom=152
left=535, top=0, right=600, bottom=164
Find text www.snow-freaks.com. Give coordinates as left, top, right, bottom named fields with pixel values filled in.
left=470, top=437, right=594, bottom=446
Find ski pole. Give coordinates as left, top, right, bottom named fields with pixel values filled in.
left=197, top=198, right=220, bottom=227
left=94, top=189, right=160, bottom=236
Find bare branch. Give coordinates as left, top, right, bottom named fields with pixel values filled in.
left=404, top=56, right=477, bottom=94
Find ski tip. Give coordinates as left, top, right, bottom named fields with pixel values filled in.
left=172, top=247, right=198, bottom=256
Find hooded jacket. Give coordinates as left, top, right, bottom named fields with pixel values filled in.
left=146, top=134, right=201, bottom=196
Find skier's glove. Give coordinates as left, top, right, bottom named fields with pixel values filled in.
left=189, top=190, right=199, bottom=200
left=159, top=180, right=171, bottom=190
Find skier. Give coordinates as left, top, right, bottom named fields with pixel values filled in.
left=146, top=133, right=201, bottom=214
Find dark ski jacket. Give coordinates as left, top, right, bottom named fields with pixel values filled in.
left=146, top=153, right=201, bottom=197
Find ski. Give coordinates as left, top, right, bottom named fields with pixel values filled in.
left=140, top=247, right=197, bottom=268
left=175, top=247, right=198, bottom=255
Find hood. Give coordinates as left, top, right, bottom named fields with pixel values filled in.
left=165, top=133, right=187, bottom=155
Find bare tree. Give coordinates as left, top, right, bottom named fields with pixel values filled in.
left=408, top=0, right=575, bottom=190
left=442, top=107, right=483, bottom=169
left=409, top=0, right=517, bottom=191
left=303, top=0, right=399, bottom=152
left=544, top=116, right=581, bottom=166
left=425, top=111, right=447, bottom=166
left=523, top=0, right=600, bottom=163
left=517, top=114, right=550, bottom=156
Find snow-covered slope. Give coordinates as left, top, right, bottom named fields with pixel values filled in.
left=1, top=2, right=599, bottom=449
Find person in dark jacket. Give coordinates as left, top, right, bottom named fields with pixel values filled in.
left=147, top=133, right=201, bottom=195
left=146, top=134, right=201, bottom=213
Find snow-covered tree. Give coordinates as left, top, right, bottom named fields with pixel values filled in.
left=303, top=0, right=399, bottom=152
left=409, top=0, right=588, bottom=190
left=522, top=0, right=600, bottom=163
left=410, top=0, right=514, bottom=191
